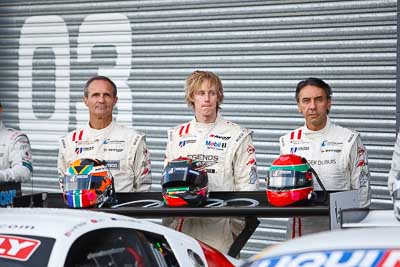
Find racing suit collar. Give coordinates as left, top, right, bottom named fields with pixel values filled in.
left=86, top=119, right=115, bottom=138
left=192, top=114, right=222, bottom=129
left=303, top=116, right=331, bottom=135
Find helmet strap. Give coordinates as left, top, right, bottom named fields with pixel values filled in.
left=301, top=157, right=328, bottom=203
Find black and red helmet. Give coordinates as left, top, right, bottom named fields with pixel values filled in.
left=266, top=154, right=314, bottom=206
left=162, top=157, right=209, bottom=207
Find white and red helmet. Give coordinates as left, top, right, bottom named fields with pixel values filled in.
left=266, top=154, right=314, bottom=206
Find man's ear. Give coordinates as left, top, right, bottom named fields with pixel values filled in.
left=113, top=96, right=118, bottom=106
left=297, top=102, right=303, bottom=114
left=327, top=98, right=332, bottom=112
left=83, top=96, right=88, bottom=107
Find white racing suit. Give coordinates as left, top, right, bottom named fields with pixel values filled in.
left=163, top=115, right=259, bottom=253
left=57, top=120, right=151, bottom=192
left=388, top=130, right=400, bottom=194
left=0, top=121, right=33, bottom=182
left=280, top=117, right=370, bottom=238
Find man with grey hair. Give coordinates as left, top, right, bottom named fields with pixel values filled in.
left=57, top=76, right=151, bottom=192
left=0, top=101, right=33, bottom=182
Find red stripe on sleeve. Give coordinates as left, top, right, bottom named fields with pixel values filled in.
left=185, top=123, right=190, bottom=134
left=72, top=132, right=77, bottom=141
left=290, top=131, right=295, bottom=140
left=78, top=130, right=83, bottom=140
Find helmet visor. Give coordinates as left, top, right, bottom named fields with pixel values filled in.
left=163, top=167, right=188, bottom=184
left=267, top=169, right=312, bottom=189
left=64, top=174, right=104, bottom=191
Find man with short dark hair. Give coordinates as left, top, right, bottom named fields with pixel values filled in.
left=0, top=101, right=33, bottom=182
left=57, top=76, right=151, bottom=192
left=280, top=77, right=371, bottom=238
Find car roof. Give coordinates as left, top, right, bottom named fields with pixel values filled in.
left=0, top=208, right=180, bottom=239
left=254, top=227, right=400, bottom=259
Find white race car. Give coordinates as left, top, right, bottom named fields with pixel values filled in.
left=242, top=209, right=400, bottom=267
left=0, top=208, right=242, bottom=267
left=242, top=227, right=400, bottom=267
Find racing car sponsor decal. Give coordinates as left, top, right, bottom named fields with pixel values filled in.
left=209, top=134, right=231, bottom=140
left=179, top=140, right=187, bottom=147
left=0, top=225, right=34, bottom=230
left=321, top=140, right=343, bottom=147
left=248, top=248, right=400, bottom=267
left=103, top=148, right=124, bottom=152
left=347, top=133, right=355, bottom=143
left=178, top=138, right=196, bottom=147
left=0, top=234, right=40, bottom=261
left=188, top=154, right=219, bottom=162
left=235, top=131, right=245, bottom=142
left=0, top=189, right=17, bottom=206
left=321, top=140, right=343, bottom=153
left=358, top=147, right=366, bottom=157
left=247, top=145, right=255, bottom=155
left=205, top=139, right=227, bottom=150
left=75, top=140, right=94, bottom=145
left=249, top=166, right=258, bottom=184
left=103, top=139, right=125, bottom=144
left=64, top=219, right=106, bottom=237
left=64, top=222, right=87, bottom=237
left=75, top=146, right=94, bottom=154
left=359, top=169, right=369, bottom=187
left=308, top=159, right=336, bottom=166
left=105, top=160, right=120, bottom=170
left=290, top=146, right=309, bottom=153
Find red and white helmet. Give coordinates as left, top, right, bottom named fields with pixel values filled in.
left=266, top=154, right=314, bottom=206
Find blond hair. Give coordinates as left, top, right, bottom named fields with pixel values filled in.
left=185, top=70, right=224, bottom=110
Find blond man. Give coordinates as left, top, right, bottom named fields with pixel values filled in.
left=163, top=70, right=258, bottom=253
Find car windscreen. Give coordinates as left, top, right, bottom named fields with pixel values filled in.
left=64, top=227, right=179, bottom=267
left=0, top=234, right=55, bottom=267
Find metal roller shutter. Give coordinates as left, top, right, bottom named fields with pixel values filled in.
left=0, top=0, right=397, bottom=258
